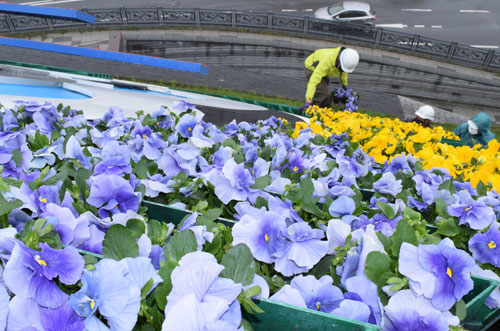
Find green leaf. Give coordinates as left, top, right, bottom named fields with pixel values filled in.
left=476, top=181, right=487, bottom=196
left=220, top=244, right=256, bottom=286
left=163, top=230, right=197, bottom=262
left=134, top=158, right=149, bottom=179
left=391, top=219, right=418, bottom=257
left=436, top=218, right=460, bottom=237
left=201, top=208, right=222, bottom=222
left=0, top=195, right=23, bottom=216
left=126, top=218, right=146, bottom=238
left=147, top=219, right=171, bottom=246
left=102, top=225, right=139, bottom=260
left=240, top=319, right=254, bottom=331
left=376, top=232, right=392, bottom=253
left=222, top=138, right=238, bottom=150
left=377, top=201, right=396, bottom=219
left=250, top=175, right=271, bottom=190
left=11, top=149, right=23, bottom=166
left=244, top=285, right=262, bottom=299
left=141, top=278, right=155, bottom=299
left=438, top=179, right=456, bottom=195
left=309, top=255, right=334, bottom=279
left=155, top=259, right=178, bottom=310
left=365, top=251, right=391, bottom=287
left=299, top=178, right=315, bottom=205
left=255, top=196, right=268, bottom=209
left=435, top=198, right=450, bottom=218
left=455, top=299, right=467, bottom=321
left=402, top=207, right=421, bottom=223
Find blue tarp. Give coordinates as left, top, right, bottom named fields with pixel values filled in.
left=0, top=3, right=95, bottom=24
left=0, top=37, right=210, bottom=75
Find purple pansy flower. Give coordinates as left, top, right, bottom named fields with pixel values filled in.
left=386, top=155, right=411, bottom=173
left=172, top=100, right=195, bottom=113
left=0, top=282, right=8, bottom=330
left=203, top=158, right=257, bottom=204
left=42, top=203, right=90, bottom=247
left=373, top=172, right=402, bottom=197
left=176, top=114, right=198, bottom=138
left=332, top=299, right=371, bottom=323
left=3, top=242, right=84, bottom=309
left=87, top=174, right=141, bottom=219
left=344, top=275, right=383, bottom=325
left=329, top=196, right=356, bottom=221
left=94, top=155, right=132, bottom=175
left=270, top=275, right=343, bottom=313
left=447, top=191, right=495, bottom=230
left=178, top=212, right=215, bottom=250
left=274, top=222, right=328, bottom=277
left=65, top=135, right=92, bottom=169
left=232, top=211, right=287, bottom=263
left=382, top=290, right=458, bottom=331
left=164, top=251, right=242, bottom=330
left=69, top=259, right=141, bottom=331
left=468, top=225, right=500, bottom=267
left=399, top=240, right=475, bottom=311
left=7, top=296, right=85, bottom=331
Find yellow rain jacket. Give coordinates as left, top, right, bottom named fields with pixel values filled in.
left=304, top=47, right=348, bottom=101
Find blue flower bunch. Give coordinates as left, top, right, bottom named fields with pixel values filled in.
left=1, top=100, right=500, bottom=331
left=331, top=87, right=359, bottom=112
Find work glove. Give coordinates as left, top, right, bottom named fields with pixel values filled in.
left=298, top=102, right=312, bottom=113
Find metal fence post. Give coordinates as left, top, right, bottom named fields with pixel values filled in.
left=231, top=9, right=236, bottom=28
left=374, top=27, right=382, bottom=47
left=120, top=7, right=127, bottom=25
left=158, top=7, right=164, bottom=24
left=5, top=15, right=16, bottom=32
left=267, top=11, right=273, bottom=31
left=194, top=8, right=200, bottom=26
left=303, top=16, right=309, bottom=34
left=80, top=8, right=92, bottom=27
left=483, top=50, right=495, bottom=67
left=447, top=42, right=457, bottom=59
left=411, top=34, right=420, bottom=53
left=45, top=18, right=53, bottom=31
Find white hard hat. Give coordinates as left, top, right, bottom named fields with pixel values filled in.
left=339, top=48, right=359, bottom=73
left=468, top=120, right=479, bottom=135
left=415, top=105, right=435, bottom=121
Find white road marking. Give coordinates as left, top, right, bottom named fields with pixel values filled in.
left=460, top=10, right=490, bottom=13
left=375, top=24, right=408, bottom=28
left=432, top=25, right=442, bottom=28
left=414, top=25, right=425, bottom=28
left=470, top=45, right=499, bottom=49
left=303, top=9, right=313, bottom=12
left=401, top=9, right=432, bottom=12
left=281, top=9, right=298, bottom=12
left=20, top=0, right=85, bottom=5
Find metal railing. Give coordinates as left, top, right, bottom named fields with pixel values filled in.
left=1, top=7, right=499, bottom=71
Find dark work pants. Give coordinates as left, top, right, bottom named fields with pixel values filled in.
left=305, top=69, right=331, bottom=108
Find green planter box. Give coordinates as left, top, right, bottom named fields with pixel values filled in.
left=142, top=199, right=236, bottom=227
left=463, top=275, right=500, bottom=330
left=245, top=298, right=380, bottom=331
left=441, top=138, right=467, bottom=147
left=76, top=202, right=500, bottom=330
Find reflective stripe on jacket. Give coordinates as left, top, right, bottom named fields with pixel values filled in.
left=304, top=47, right=348, bottom=101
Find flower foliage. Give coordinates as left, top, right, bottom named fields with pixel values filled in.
left=0, top=100, right=499, bottom=330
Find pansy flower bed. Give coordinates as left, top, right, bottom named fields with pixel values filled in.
left=301, top=107, right=500, bottom=192
left=1, top=100, right=500, bottom=330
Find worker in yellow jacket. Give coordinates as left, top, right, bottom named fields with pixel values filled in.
left=299, top=47, right=359, bottom=112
